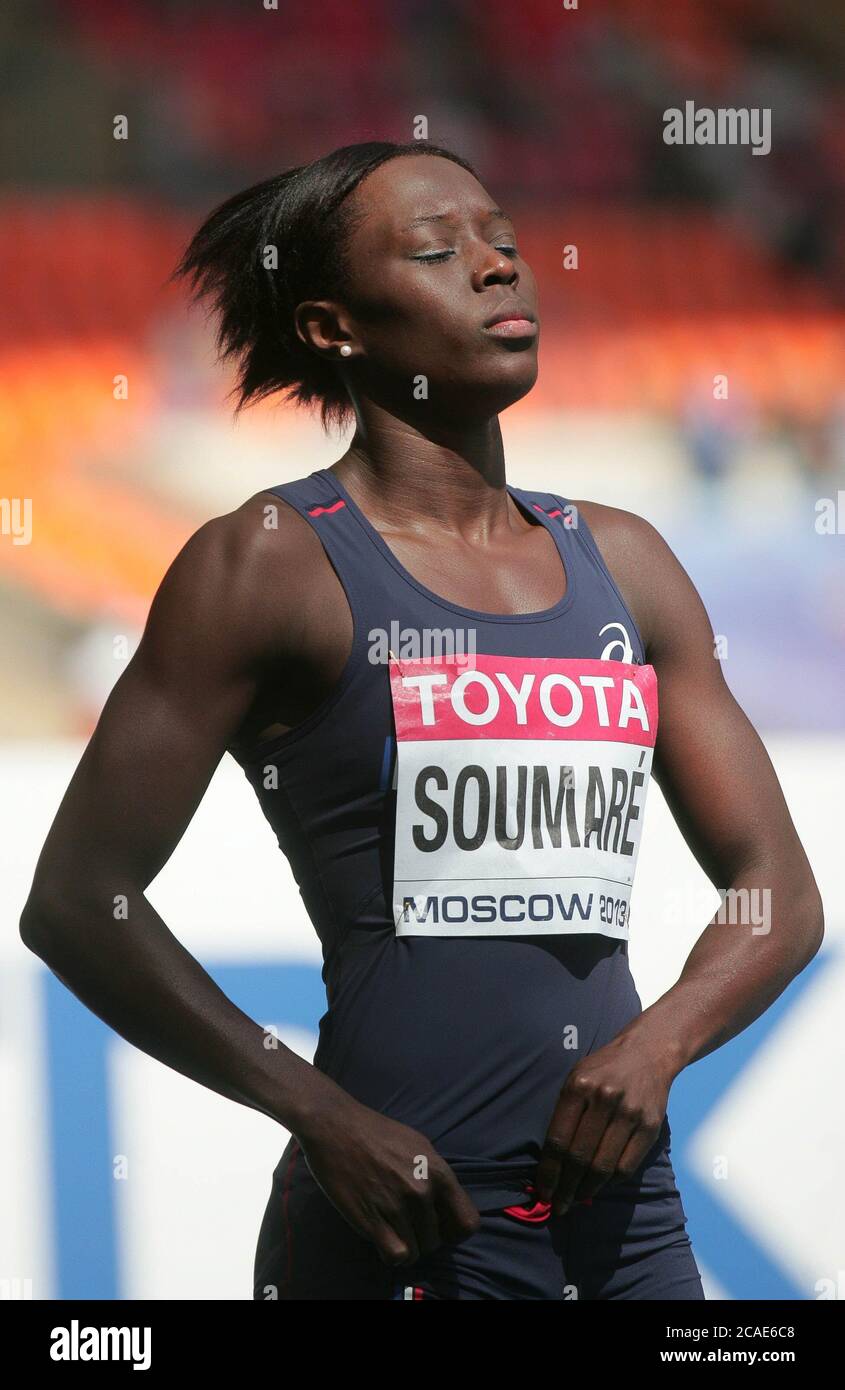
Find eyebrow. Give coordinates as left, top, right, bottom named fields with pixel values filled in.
left=403, top=206, right=513, bottom=232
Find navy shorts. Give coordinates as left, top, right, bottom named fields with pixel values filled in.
left=253, top=1120, right=704, bottom=1301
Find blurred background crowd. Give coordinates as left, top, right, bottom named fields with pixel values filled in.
left=1, top=0, right=845, bottom=736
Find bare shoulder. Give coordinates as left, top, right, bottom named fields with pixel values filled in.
left=570, top=498, right=665, bottom=560
left=569, top=499, right=714, bottom=661
left=167, top=488, right=319, bottom=582
left=141, top=487, right=337, bottom=676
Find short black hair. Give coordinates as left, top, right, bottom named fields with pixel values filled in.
left=171, top=140, right=478, bottom=431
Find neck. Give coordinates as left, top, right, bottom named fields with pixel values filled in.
left=331, top=401, right=514, bottom=538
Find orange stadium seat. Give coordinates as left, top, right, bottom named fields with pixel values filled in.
left=1, top=190, right=843, bottom=618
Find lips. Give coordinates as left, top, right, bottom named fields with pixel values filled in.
left=483, top=303, right=536, bottom=329
left=482, top=304, right=537, bottom=338
left=485, top=319, right=537, bottom=339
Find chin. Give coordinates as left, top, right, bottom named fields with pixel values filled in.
left=480, top=356, right=539, bottom=413
left=428, top=353, right=538, bottom=422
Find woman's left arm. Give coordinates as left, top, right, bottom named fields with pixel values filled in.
left=535, top=508, right=824, bottom=1214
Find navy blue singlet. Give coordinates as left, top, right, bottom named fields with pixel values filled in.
left=236, top=467, right=660, bottom=1197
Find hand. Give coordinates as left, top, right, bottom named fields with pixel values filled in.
left=534, top=1031, right=676, bottom=1215
left=296, top=1094, right=481, bottom=1266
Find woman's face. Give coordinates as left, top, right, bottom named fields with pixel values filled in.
left=334, top=154, right=540, bottom=420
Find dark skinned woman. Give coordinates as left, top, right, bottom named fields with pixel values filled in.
left=20, top=141, right=823, bottom=1300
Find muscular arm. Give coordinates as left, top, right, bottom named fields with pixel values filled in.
left=19, top=497, right=332, bottom=1129
left=19, top=493, right=480, bottom=1263
left=536, top=503, right=823, bottom=1212
left=601, top=507, right=823, bottom=1068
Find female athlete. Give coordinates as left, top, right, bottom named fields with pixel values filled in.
left=20, top=141, right=824, bottom=1300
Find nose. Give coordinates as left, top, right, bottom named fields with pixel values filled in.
left=473, top=247, right=518, bottom=291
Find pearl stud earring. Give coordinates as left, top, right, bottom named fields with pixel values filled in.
left=339, top=344, right=352, bottom=357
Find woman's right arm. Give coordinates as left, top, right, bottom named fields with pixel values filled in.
left=18, top=496, right=479, bottom=1265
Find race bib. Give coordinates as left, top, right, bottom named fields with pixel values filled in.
left=389, top=654, right=658, bottom=939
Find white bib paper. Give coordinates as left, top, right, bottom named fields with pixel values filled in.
left=389, top=654, right=658, bottom=939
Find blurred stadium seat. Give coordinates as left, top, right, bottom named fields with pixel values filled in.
left=1, top=0, right=843, bottom=734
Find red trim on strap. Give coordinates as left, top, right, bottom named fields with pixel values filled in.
left=308, top=499, right=346, bottom=516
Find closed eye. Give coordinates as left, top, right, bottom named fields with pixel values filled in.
left=414, top=244, right=519, bottom=266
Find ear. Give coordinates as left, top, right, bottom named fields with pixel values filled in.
left=294, top=300, right=355, bottom=357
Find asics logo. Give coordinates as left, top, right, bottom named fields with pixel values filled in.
left=599, top=622, right=634, bottom=663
